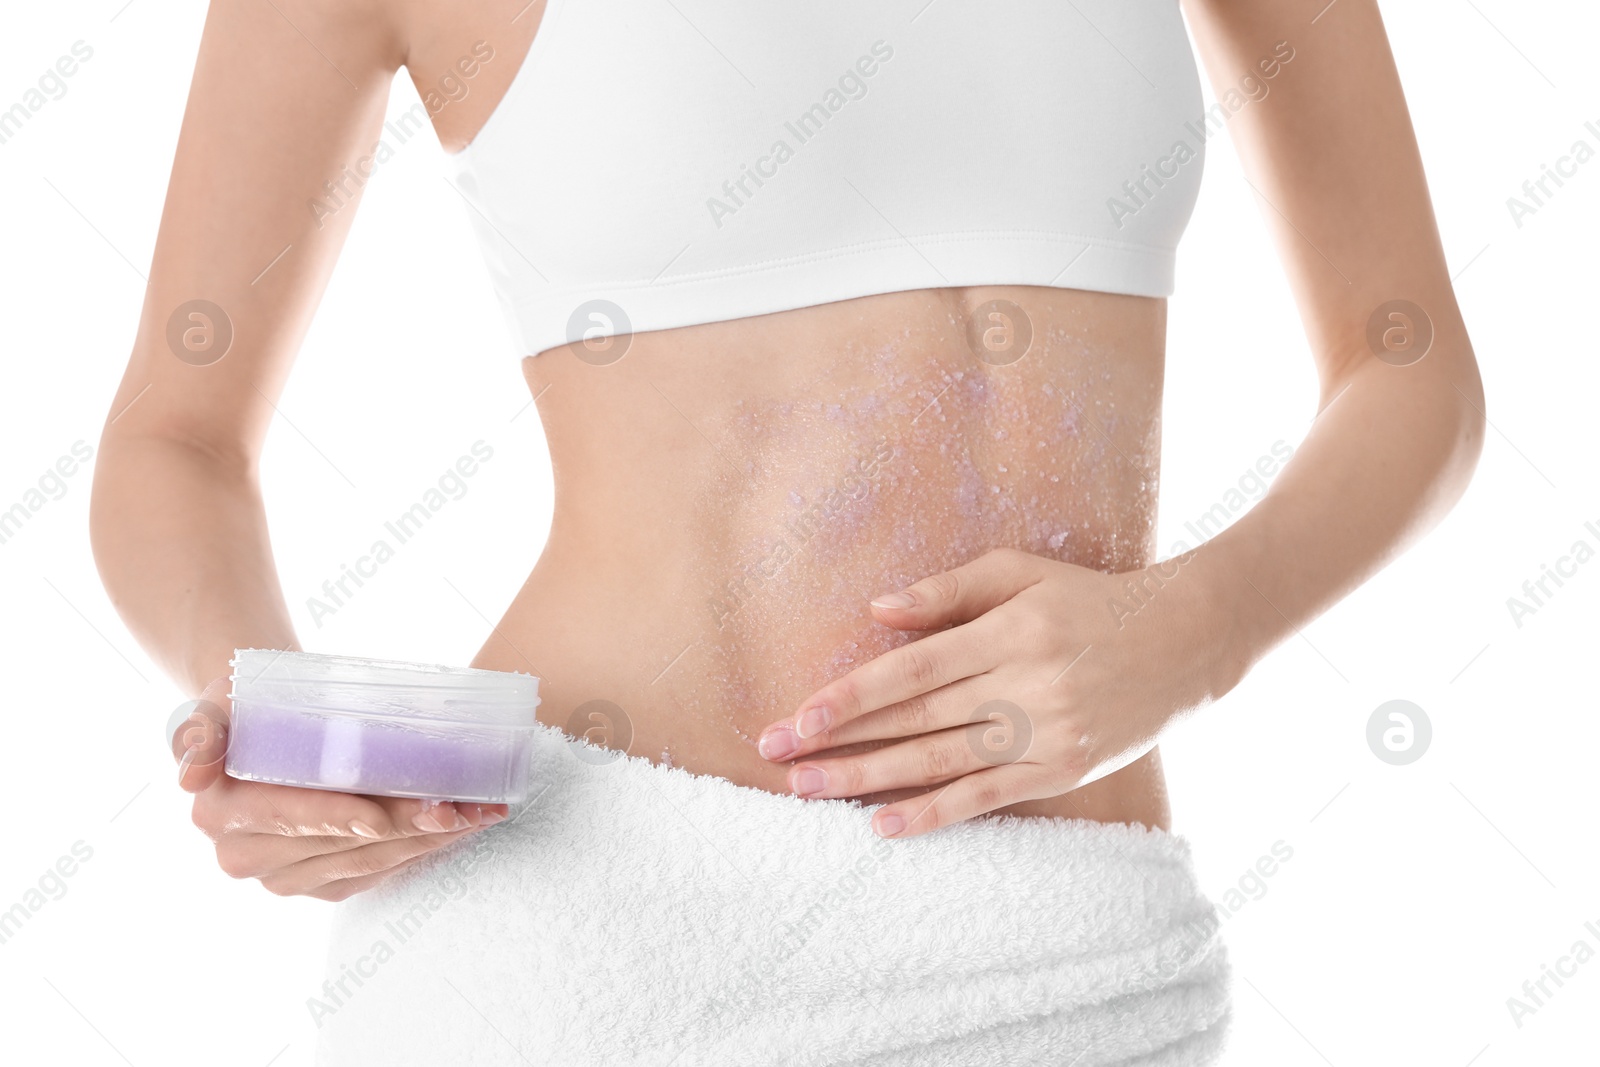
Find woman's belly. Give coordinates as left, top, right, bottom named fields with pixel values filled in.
left=471, top=285, right=1173, bottom=829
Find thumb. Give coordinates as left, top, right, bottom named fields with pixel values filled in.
left=869, top=547, right=1043, bottom=630
left=168, top=675, right=233, bottom=793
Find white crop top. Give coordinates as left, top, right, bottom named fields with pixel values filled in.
left=443, top=0, right=1206, bottom=357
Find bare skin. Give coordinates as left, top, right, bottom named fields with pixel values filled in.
left=92, top=0, right=1484, bottom=899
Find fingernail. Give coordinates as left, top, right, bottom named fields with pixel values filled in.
left=479, top=810, right=506, bottom=827
left=176, top=744, right=198, bottom=782
left=792, top=767, right=827, bottom=797
left=877, top=813, right=906, bottom=837
left=413, top=802, right=465, bottom=833
left=871, top=591, right=916, bottom=610
left=349, top=819, right=382, bottom=839
left=795, top=704, right=832, bottom=739
left=758, top=726, right=799, bottom=761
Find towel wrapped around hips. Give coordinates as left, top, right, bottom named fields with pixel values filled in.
left=314, top=721, right=1231, bottom=1066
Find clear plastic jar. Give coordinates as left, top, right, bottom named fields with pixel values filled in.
left=225, top=649, right=541, bottom=803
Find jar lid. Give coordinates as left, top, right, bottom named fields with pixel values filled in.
left=230, top=649, right=540, bottom=727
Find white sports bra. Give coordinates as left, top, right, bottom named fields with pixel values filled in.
left=444, top=0, right=1206, bottom=357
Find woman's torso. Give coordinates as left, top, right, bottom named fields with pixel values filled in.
left=477, top=287, right=1173, bottom=828
left=401, top=0, right=1202, bottom=829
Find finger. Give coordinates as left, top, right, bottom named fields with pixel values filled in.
left=760, top=618, right=1000, bottom=754
left=218, top=824, right=476, bottom=882
left=195, top=778, right=493, bottom=841
left=173, top=676, right=234, bottom=793
left=871, top=763, right=1056, bottom=839
left=215, top=805, right=504, bottom=873
left=216, top=831, right=388, bottom=879
left=785, top=724, right=995, bottom=800
left=775, top=678, right=995, bottom=761
left=303, top=853, right=435, bottom=903
left=867, top=547, right=1043, bottom=631
left=194, top=778, right=388, bottom=840
left=378, top=797, right=509, bottom=834
left=258, top=827, right=479, bottom=897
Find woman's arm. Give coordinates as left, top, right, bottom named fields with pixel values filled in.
left=92, top=0, right=401, bottom=690
left=91, top=0, right=499, bottom=896
left=1177, top=0, right=1484, bottom=684
left=1179, top=0, right=1485, bottom=679
left=756, top=0, right=1486, bottom=836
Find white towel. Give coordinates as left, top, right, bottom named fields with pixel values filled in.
left=314, top=722, right=1230, bottom=1065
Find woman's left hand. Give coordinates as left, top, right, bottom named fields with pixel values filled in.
left=755, top=547, right=1240, bottom=838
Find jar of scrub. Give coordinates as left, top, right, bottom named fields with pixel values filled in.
left=225, top=649, right=541, bottom=804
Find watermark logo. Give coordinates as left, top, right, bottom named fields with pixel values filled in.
left=0, top=440, right=95, bottom=548
left=1505, top=119, right=1600, bottom=230
left=1214, top=839, right=1295, bottom=918
left=1105, top=555, right=1192, bottom=630
left=167, top=698, right=229, bottom=772
left=1366, top=699, right=1431, bottom=765
left=774, top=836, right=895, bottom=957
left=166, top=299, right=233, bottom=366
left=1505, top=519, right=1599, bottom=629
left=306, top=835, right=496, bottom=1027
left=1169, top=440, right=1296, bottom=547
left=967, top=299, right=1032, bottom=366
left=964, top=699, right=1033, bottom=766
left=0, top=40, right=94, bottom=148
left=0, top=840, right=95, bottom=947
left=1112, top=439, right=1294, bottom=627
left=565, top=700, right=633, bottom=765
left=1505, top=918, right=1600, bottom=1030
left=1365, top=299, right=1433, bottom=367
left=1108, top=40, right=1294, bottom=230
left=565, top=299, right=632, bottom=365
left=709, top=436, right=895, bottom=629
left=305, top=442, right=496, bottom=629
left=314, top=43, right=497, bottom=229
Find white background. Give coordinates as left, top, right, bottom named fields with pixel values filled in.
left=1, top=1, right=1595, bottom=1064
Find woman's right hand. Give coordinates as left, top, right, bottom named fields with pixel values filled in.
left=169, top=677, right=506, bottom=901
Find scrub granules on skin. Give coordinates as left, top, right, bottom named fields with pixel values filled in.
left=658, top=310, right=1160, bottom=745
